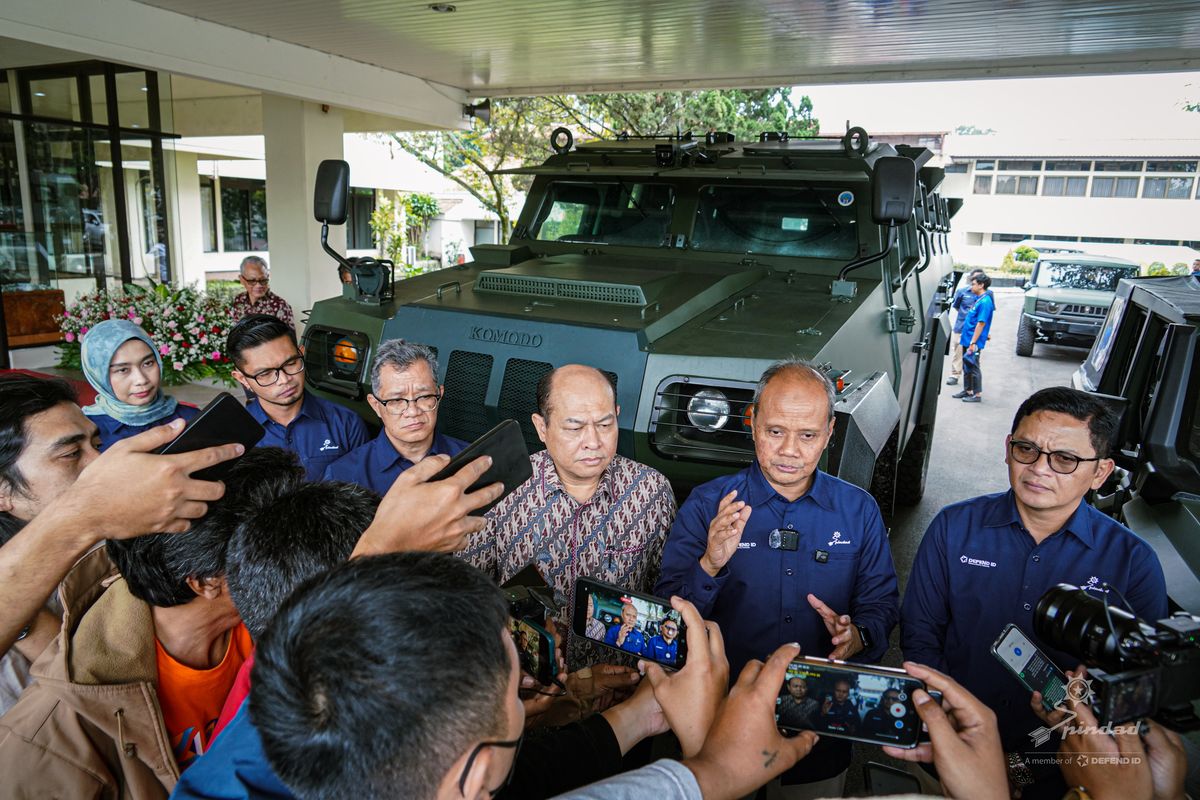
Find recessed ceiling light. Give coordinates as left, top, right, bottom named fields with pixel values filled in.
left=34, top=91, right=46, bottom=97
left=131, top=123, right=140, bottom=128
left=140, top=86, right=148, bottom=92
left=428, top=3, right=456, bottom=11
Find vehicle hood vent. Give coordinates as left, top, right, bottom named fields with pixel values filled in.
left=475, top=259, right=664, bottom=306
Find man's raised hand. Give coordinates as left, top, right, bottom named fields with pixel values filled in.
left=699, top=490, right=752, bottom=577
left=806, top=594, right=862, bottom=660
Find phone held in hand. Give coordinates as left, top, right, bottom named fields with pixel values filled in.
left=991, top=623, right=1069, bottom=712
left=154, top=392, right=265, bottom=481
left=774, top=657, right=927, bottom=749
left=427, top=419, right=532, bottom=516
left=572, top=577, right=687, bottom=670
left=510, top=617, right=555, bottom=687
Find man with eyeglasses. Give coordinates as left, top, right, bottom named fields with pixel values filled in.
left=324, top=340, right=467, bottom=493
left=643, top=616, right=680, bottom=665
left=901, top=386, right=1166, bottom=798
left=229, top=256, right=295, bottom=329
left=227, top=315, right=369, bottom=481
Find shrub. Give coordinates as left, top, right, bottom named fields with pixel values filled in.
left=1145, top=261, right=1170, bottom=276
left=1013, top=245, right=1040, bottom=263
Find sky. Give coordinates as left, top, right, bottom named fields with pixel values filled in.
left=801, top=72, right=1200, bottom=139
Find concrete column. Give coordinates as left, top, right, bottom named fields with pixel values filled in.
left=166, top=148, right=206, bottom=288
left=262, top=96, right=345, bottom=330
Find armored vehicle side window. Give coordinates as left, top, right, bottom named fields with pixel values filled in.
left=1035, top=262, right=1135, bottom=292
left=691, top=185, right=858, bottom=259
left=531, top=181, right=674, bottom=246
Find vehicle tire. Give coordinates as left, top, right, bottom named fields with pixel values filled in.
left=1015, top=317, right=1036, bottom=357
left=896, top=426, right=931, bottom=507
left=869, top=427, right=900, bottom=521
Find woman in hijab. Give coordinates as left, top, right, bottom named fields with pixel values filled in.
left=81, top=319, right=199, bottom=450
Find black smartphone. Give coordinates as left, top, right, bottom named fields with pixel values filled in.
left=572, top=577, right=687, bottom=670
left=991, top=623, right=1069, bottom=712
left=774, top=657, right=927, bottom=749
left=511, top=617, right=555, bottom=686
left=154, top=392, right=265, bottom=481
left=863, top=762, right=921, bottom=795
left=501, top=562, right=559, bottom=625
left=428, top=419, right=531, bottom=515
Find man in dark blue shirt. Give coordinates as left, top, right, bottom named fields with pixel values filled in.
left=947, top=268, right=985, bottom=386
left=228, top=315, right=369, bottom=481
left=643, top=618, right=679, bottom=664
left=953, top=273, right=995, bottom=404
left=902, top=387, right=1167, bottom=797
left=816, top=679, right=859, bottom=735
left=657, top=358, right=899, bottom=793
left=324, top=340, right=467, bottom=493
left=604, top=601, right=648, bottom=655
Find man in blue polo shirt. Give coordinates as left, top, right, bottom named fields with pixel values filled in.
left=946, top=268, right=986, bottom=386
left=902, top=386, right=1167, bottom=798
left=324, top=340, right=466, bottom=493
left=228, top=315, right=369, bottom=481
left=643, top=617, right=679, bottom=664
left=952, top=272, right=995, bottom=404
left=657, top=358, right=899, bottom=797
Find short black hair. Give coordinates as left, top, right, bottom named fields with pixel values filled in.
left=226, top=481, right=378, bottom=639
left=1011, top=387, right=1118, bottom=458
left=971, top=272, right=992, bottom=290
left=106, top=448, right=304, bottom=607
left=0, top=375, right=78, bottom=544
left=226, top=314, right=297, bottom=369
left=535, top=365, right=617, bottom=418
left=251, top=553, right=511, bottom=800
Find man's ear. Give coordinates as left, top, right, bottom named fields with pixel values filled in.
left=231, top=368, right=251, bottom=392
left=0, top=483, right=14, bottom=514
left=186, top=575, right=226, bottom=600
left=1003, top=434, right=1013, bottom=466
left=532, top=413, right=548, bottom=445
left=366, top=393, right=384, bottom=421
left=1091, top=458, right=1116, bottom=490
left=446, top=745, right=493, bottom=800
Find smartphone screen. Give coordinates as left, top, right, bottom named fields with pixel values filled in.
left=775, top=658, right=925, bottom=749
left=991, top=624, right=1068, bottom=711
left=510, top=618, right=554, bottom=686
left=572, top=578, right=687, bottom=670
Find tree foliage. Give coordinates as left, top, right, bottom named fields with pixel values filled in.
left=388, top=89, right=817, bottom=239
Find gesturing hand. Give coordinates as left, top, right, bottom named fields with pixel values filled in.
left=353, top=453, right=503, bottom=556
left=806, top=594, right=862, bottom=660
left=641, top=597, right=729, bottom=757
left=700, top=490, right=752, bottom=577
left=684, top=643, right=819, bottom=799
left=882, top=662, right=1007, bottom=800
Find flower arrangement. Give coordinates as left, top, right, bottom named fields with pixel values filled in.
left=58, top=282, right=238, bottom=387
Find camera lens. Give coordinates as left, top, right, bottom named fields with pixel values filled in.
left=1034, top=583, right=1148, bottom=670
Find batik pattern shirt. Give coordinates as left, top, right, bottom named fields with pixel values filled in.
left=229, top=291, right=295, bottom=329
left=461, top=450, right=677, bottom=669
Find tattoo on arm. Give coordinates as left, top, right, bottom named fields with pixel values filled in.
left=762, top=749, right=778, bottom=769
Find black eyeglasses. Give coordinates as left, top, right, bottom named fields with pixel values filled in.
left=374, top=391, right=441, bottom=415
left=241, top=277, right=269, bottom=286
left=1009, top=439, right=1102, bottom=475
left=457, top=735, right=523, bottom=797
left=247, top=355, right=305, bottom=386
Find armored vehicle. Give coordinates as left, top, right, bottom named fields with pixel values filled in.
left=1074, top=275, right=1200, bottom=611
left=1016, top=252, right=1140, bottom=357
left=303, top=128, right=958, bottom=514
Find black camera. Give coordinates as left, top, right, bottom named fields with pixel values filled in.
left=1034, top=583, right=1200, bottom=728
left=501, top=562, right=560, bottom=625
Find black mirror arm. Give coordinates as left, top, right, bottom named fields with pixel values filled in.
left=837, top=225, right=898, bottom=282
left=321, top=221, right=355, bottom=272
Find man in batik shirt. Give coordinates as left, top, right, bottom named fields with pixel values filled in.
left=229, top=256, right=295, bottom=329
left=461, top=364, right=676, bottom=669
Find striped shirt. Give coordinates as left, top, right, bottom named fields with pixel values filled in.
left=462, top=450, right=677, bottom=669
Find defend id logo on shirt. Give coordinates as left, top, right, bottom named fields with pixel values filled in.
left=959, top=554, right=997, bottom=568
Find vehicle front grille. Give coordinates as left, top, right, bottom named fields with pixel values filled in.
left=476, top=271, right=647, bottom=306
left=441, top=351, right=494, bottom=441
left=498, top=358, right=554, bottom=452
left=1063, top=303, right=1106, bottom=317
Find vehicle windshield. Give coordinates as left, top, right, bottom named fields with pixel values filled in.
left=531, top=181, right=674, bottom=246
left=691, top=184, right=859, bottom=258
left=1035, top=262, right=1135, bottom=291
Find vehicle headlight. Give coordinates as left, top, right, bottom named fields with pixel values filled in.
left=1045, top=302, right=1061, bottom=314
left=687, top=389, right=731, bottom=432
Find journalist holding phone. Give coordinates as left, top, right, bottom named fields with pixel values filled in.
left=657, top=358, right=900, bottom=798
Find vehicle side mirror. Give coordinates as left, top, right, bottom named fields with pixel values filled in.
left=872, top=156, right=917, bottom=226
left=314, top=160, right=350, bottom=225
left=1023, top=281, right=1033, bottom=290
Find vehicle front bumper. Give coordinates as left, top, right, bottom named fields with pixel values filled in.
left=1024, top=313, right=1102, bottom=344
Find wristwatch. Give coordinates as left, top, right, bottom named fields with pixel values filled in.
left=854, top=623, right=871, bottom=652
left=16, top=622, right=31, bottom=641
left=1062, top=788, right=1092, bottom=800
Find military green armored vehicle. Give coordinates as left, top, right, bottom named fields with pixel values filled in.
left=1074, top=275, right=1200, bottom=611
left=1015, top=252, right=1140, bottom=358
left=303, top=128, right=958, bottom=514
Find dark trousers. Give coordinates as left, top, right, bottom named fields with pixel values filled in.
left=964, top=351, right=982, bottom=394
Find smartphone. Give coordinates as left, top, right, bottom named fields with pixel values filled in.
left=572, top=577, right=687, bottom=670
left=774, top=657, right=926, bottom=749
left=863, top=762, right=921, bottom=795
left=511, top=617, right=555, bottom=686
left=428, top=419, right=532, bottom=515
left=154, top=392, right=265, bottom=481
left=501, top=562, right=559, bottom=625
left=991, top=623, right=1068, bottom=712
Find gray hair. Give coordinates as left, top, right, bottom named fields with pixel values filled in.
left=370, top=339, right=440, bottom=395
left=240, top=256, right=268, bottom=276
left=753, top=357, right=836, bottom=421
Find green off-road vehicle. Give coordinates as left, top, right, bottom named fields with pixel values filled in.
left=1016, top=253, right=1140, bottom=357
left=1074, top=275, right=1200, bottom=611
left=303, top=128, right=958, bottom=514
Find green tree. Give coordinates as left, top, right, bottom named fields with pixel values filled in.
left=389, top=89, right=817, bottom=240
left=1013, top=245, right=1039, bottom=263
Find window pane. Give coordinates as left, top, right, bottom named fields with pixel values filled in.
left=973, top=175, right=992, bottom=194
left=200, top=177, right=216, bottom=252
left=1115, top=177, right=1139, bottom=198
left=945, top=163, right=968, bottom=173
left=1018, top=177, right=1038, bottom=195
left=999, top=160, right=1041, bottom=171
left=1091, top=177, right=1114, bottom=197
left=221, top=186, right=249, bottom=251
left=1045, top=161, right=1090, bottom=171
left=1065, top=177, right=1088, bottom=197
left=347, top=187, right=374, bottom=249
left=114, top=71, right=150, bottom=130
left=991, top=232, right=1028, bottom=243
left=1146, top=161, right=1197, bottom=173
left=1094, top=161, right=1142, bottom=172
left=691, top=184, right=855, bottom=258
left=995, top=176, right=1017, bottom=194
left=1043, top=176, right=1065, bottom=196
left=1166, top=177, right=1194, bottom=199
left=975, top=160, right=995, bottom=171
left=1142, top=178, right=1167, bottom=198
left=249, top=187, right=268, bottom=250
